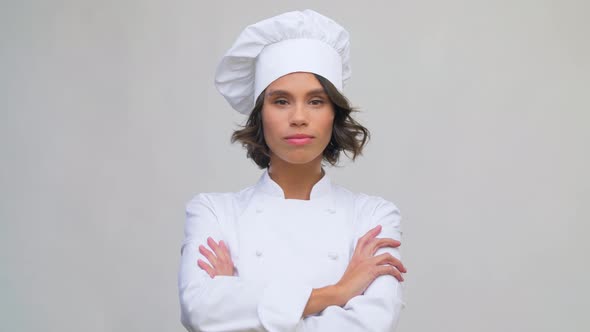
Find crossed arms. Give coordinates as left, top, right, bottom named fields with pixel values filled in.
left=178, top=194, right=406, bottom=332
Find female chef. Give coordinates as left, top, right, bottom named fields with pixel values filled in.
left=178, top=9, right=407, bottom=332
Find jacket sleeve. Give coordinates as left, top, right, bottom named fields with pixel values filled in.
left=178, top=194, right=313, bottom=332
left=296, top=198, right=406, bottom=331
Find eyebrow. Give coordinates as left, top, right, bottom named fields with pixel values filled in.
left=266, top=88, right=327, bottom=97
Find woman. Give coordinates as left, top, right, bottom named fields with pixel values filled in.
left=178, top=9, right=407, bottom=332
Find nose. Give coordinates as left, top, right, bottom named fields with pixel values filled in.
left=289, top=103, right=308, bottom=127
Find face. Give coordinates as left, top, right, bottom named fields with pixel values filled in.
left=262, top=72, right=335, bottom=166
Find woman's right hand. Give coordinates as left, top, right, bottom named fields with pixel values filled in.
left=334, top=225, right=407, bottom=305
left=197, top=237, right=235, bottom=278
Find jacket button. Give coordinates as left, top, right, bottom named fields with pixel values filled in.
left=255, top=250, right=263, bottom=257
left=328, top=252, right=338, bottom=260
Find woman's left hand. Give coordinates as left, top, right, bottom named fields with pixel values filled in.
left=197, top=237, right=235, bottom=278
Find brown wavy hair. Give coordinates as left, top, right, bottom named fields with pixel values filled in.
left=231, top=74, right=370, bottom=169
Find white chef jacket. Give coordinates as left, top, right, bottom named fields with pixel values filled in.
left=178, top=169, right=405, bottom=332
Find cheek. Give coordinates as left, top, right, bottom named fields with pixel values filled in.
left=261, top=110, right=281, bottom=143
left=322, top=114, right=335, bottom=140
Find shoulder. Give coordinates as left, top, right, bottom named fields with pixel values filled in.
left=185, top=185, right=256, bottom=217
left=331, top=183, right=401, bottom=217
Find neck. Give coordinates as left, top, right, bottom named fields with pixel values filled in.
left=268, top=155, right=324, bottom=200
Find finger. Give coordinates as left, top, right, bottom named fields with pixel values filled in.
left=218, top=240, right=231, bottom=262
left=356, top=225, right=382, bottom=249
left=207, top=237, right=221, bottom=253
left=370, top=238, right=402, bottom=255
left=197, top=259, right=215, bottom=278
left=379, top=253, right=406, bottom=273
left=208, top=238, right=227, bottom=263
left=373, top=253, right=407, bottom=273
left=199, top=244, right=218, bottom=266
left=375, top=264, right=404, bottom=282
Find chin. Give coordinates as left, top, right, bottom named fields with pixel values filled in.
left=274, top=151, right=324, bottom=166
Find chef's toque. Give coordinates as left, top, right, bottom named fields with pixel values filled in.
left=214, top=9, right=351, bottom=114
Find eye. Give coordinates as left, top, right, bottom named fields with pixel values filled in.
left=273, top=99, right=289, bottom=105
left=309, top=99, right=325, bottom=106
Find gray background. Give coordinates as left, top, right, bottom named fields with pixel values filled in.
left=1, top=0, right=588, bottom=331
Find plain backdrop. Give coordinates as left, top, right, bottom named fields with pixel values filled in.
left=1, top=0, right=589, bottom=331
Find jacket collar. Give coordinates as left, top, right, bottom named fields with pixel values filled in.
left=254, top=168, right=333, bottom=200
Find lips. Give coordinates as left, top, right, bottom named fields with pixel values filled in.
left=284, top=134, right=314, bottom=146
left=285, top=134, right=314, bottom=139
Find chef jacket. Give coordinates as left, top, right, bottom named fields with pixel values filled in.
left=178, top=169, right=405, bottom=332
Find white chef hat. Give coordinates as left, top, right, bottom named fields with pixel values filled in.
left=214, top=9, right=351, bottom=114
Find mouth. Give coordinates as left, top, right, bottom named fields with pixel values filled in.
left=284, top=134, right=314, bottom=146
